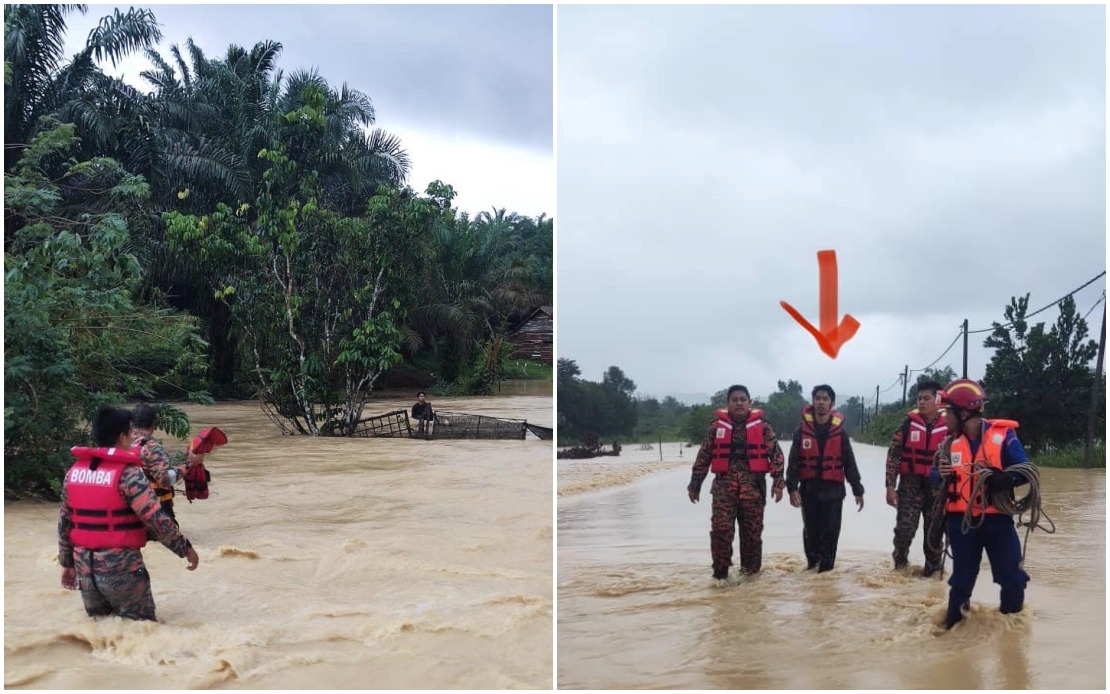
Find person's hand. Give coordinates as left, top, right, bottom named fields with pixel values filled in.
left=985, top=471, right=1015, bottom=496
left=856, top=495, right=865, bottom=512
left=688, top=488, right=699, bottom=504
left=938, top=458, right=954, bottom=476
left=61, top=567, right=77, bottom=590
left=772, top=486, right=784, bottom=503
left=186, top=450, right=204, bottom=468
left=185, top=545, right=200, bottom=571
left=886, top=487, right=898, bottom=508
left=789, top=491, right=801, bottom=508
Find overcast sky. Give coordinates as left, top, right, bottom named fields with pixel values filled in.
left=61, top=4, right=553, bottom=217
left=558, top=4, right=1106, bottom=407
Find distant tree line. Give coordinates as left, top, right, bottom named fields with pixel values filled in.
left=560, top=294, right=1105, bottom=466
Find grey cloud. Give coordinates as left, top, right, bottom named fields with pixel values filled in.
left=558, top=4, right=1105, bottom=403
left=67, top=4, right=552, bottom=154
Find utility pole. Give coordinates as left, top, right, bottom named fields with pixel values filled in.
left=902, top=365, right=909, bottom=408
left=962, top=318, right=969, bottom=378
left=874, top=384, right=879, bottom=416
left=1084, top=301, right=1106, bottom=469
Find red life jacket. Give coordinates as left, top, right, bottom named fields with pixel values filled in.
left=946, top=419, right=1019, bottom=516
left=65, top=447, right=148, bottom=549
left=898, top=409, right=948, bottom=477
left=709, top=408, right=770, bottom=473
left=796, top=406, right=846, bottom=483
left=185, top=427, right=226, bottom=501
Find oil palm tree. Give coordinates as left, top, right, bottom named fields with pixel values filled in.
left=4, top=4, right=161, bottom=171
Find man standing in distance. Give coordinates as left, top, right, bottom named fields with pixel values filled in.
left=688, top=385, right=786, bottom=580
left=786, top=384, right=864, bottom=572
left=885, top=379, right=947, bottom=576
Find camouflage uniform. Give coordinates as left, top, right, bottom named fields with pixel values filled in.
left=131, top=430, right=186, bottom=525
left=59, top=465, right=191, bottom=621
left=689, top=417, right=785, bottom=576
left=885, top=417, right=945, bottom=570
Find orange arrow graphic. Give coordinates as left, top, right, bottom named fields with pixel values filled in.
left=780, top=250, right=860, bottom=359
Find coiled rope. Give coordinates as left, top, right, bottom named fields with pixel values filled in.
left=926, top=463, right=1055, bottom=571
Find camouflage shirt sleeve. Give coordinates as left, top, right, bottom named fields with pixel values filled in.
left=689, top=420, right=716, bottom=493
left=58, top=483, right=74, bottom=569
left=885, top=419, right=907, bottom=489
left=141, top=438, right=184, bottom=488
left=764, top=422, right=786, bottom=490
left=929, top=437, right=951, bottom=488
left=119, top=465, right=190, bottom=557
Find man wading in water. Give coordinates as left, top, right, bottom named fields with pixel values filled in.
left=688, top=385, right=786, bottom=581
left=786, top=384, right=865, bottom=572
left=59, top=407, right=200, bottom=621
left=931, top=378, right=1032, bottom=630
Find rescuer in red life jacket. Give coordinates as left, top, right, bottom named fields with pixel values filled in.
left=884, top=379, right=947, bottom=576
left=688, top=385, right=786, bottom=581
left=786, top=384, right=865, bottom=573
left=58, top=407, right=200, bottom=621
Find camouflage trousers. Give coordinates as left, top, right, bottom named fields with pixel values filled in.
left=710, top=478, right=765, bottom=574
left=893, top=476, right=944, bottom=567
left=77, top=554, right=156, bottom=621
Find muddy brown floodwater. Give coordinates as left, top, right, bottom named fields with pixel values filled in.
left=6, top=392, right=552, bottom=689
left=558, top=440, right=1105, bottom=689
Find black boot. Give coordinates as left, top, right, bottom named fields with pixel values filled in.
left=712, top=567, right=728, bottom=580
left=922, top=560, right=941, bottom=578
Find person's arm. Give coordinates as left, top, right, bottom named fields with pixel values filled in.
left=764, top=422, right=786, bottom=499
left=843, top=437, right=865, bottom=506
left=142, top=439, right=184, bottom=487
left=58, top=483, right=77, bottom=589
left=992, top=429, right=1031, bottom=490
left=931, top=438, right=951, bottom=488
left=688, top=422, right=715, bottom=502
left=785, top=429, right=802, bottom=493
left=884, top=420, right=906, bottom=504
left=119, top=466, right=198, bottom=568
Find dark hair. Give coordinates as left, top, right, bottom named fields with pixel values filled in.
left=416, top=391, right=426, bottom=398
left=916, top=379, right=943, bottom=396
left=131, top=402, right=157, bottom=430
left=812, top=384, right=836, bottom=403
left=727, top=385, right=750, bottom=399
left=92, top=407, right=132, bottom=448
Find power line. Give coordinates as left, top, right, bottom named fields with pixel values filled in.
left=966, top=271, right=1106, bottom=335
left=910, top=330, right=963, bottom=375
left=1082, top=291, right=1105, bottom=322
left=880, top=374, right=902, bottom=394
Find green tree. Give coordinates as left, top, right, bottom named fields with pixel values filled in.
left=982, top=294, right=1102, bottom=451
left=760, top=379, right=807, bottom=438
left=4, top=4, right=162, bottom=172
left=163, top=86, right=442, bottom=435
left=4, top=120, right=207, bottom=497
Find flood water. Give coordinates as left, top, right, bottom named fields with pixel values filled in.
left=5, top=392, right=552, bottom=689
left=558, top=440, right=1105, bottom=689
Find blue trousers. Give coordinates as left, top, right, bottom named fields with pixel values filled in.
left=946, top=513, right=1029, bottom=622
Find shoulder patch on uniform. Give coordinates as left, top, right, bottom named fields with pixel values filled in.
left=802, top=438, right=813, bottom=450
left=951, top=452, right=962, bottom=464
left=991, top=433, right=1004, bottom=445
left=716, top=427, right=728, bottom=439
left=910, top=431, right=921, bottom=443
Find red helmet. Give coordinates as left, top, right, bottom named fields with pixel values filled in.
left=941, top=379, right=987, bottom=411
